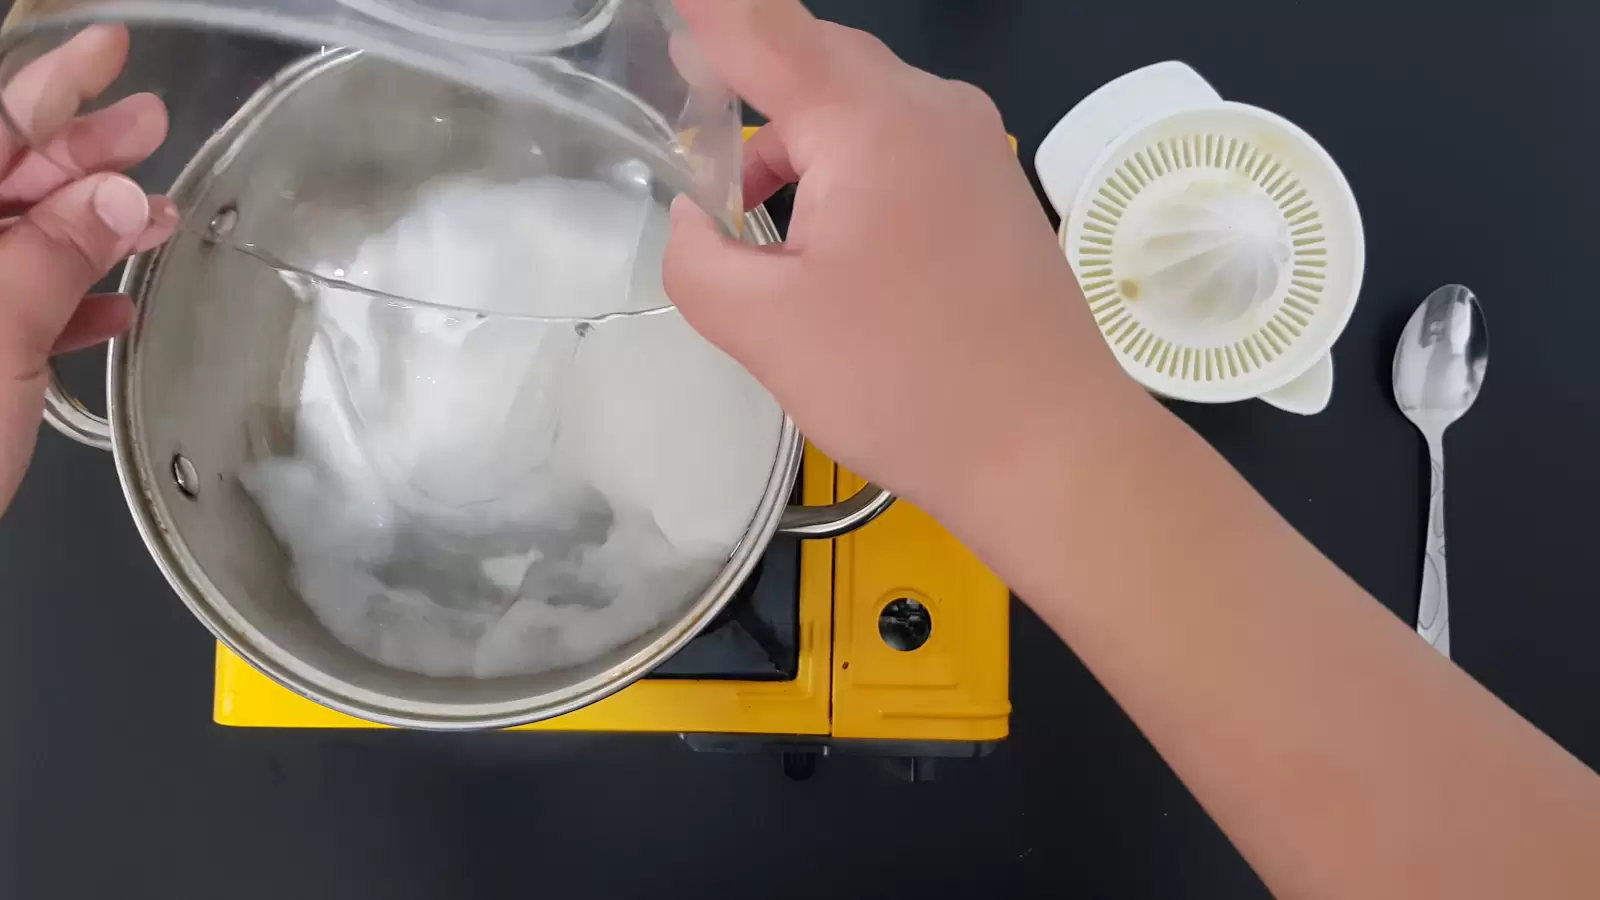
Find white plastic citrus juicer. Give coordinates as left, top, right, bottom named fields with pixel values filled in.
left=1035, top=62, right=1364, bottom=415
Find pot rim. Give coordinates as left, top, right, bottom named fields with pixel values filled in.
left=101, top=49, right=804, bottom=730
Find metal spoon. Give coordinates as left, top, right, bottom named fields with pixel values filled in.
left=1392, top=285, right=1489, bottom=658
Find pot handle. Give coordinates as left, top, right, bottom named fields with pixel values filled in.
left=42, top=363, right=113, bottom=451
left=37, top=350, right=900, bottom=532
left=745, top=203, right=896, bottom=540
left=778, top=484, right=895, bottom=540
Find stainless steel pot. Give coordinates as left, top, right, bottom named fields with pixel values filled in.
left=41, top=51, right=891, bottom=730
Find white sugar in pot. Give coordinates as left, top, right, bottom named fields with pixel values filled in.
left=30, top=49, right=892, bottom=729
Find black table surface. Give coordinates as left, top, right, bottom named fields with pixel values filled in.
left=5, top=3, right=1600, bottom=898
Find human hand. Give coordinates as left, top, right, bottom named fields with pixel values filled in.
left=0, top=24, right=176, bottom=511
left=664, top=0, right=1132, bottom=522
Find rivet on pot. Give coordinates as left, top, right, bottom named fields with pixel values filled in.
left=614, top=159, right=651, bottom=189
left=172, top=454, right=201, bottom=499
left=204, top=205, right=238, bottom=245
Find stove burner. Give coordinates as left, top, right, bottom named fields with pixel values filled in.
left=645, top=538, right=801, bottom=680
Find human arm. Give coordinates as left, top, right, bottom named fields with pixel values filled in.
left=975, top=386, right=1600, bottom=899
left=0, top=23, right=177, bottom=511
left=663, top=2, right=1600, bottom=897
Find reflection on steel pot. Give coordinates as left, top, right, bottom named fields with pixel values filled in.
left=38, top=51, right=892, bottom=730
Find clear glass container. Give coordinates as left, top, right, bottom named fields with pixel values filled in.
left=0, top=0, right=802, bottom=695
left=0, top=0, right=743, bottom=318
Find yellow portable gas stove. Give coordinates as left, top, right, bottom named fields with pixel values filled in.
left=212, top=130, right=1013, bottom=779
left=216, top=454, right=1009, bottom=776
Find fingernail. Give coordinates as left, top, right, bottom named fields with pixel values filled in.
left=669, top=194, right=705, bottom=225
left=147, top=194, right=179, bottom=227
left=92, top=175, right=150, bottom=238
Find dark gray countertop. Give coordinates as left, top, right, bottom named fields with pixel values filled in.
left=4, top=2, right=1599, bottom=898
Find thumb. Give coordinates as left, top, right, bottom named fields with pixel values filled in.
left=662, top=195, right=794, bottom=361
left=0, top=173, right=150, bottom=382
left=0, top=172, right=151, bottom=512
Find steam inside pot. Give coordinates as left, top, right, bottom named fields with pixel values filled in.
left=240, top=175, right=782, bottom=678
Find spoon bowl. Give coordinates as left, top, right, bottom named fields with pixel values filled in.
left=1394, top=285, right=1489, bottom=429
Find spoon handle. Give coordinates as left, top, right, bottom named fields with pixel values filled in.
left=1418, top=433, right=1450, bottom=657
